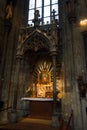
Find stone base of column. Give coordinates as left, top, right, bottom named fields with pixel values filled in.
left=8, top=112, right=17, bottom=123
left=0, top=111, right=8, bottom=125
left=51, top=114, right=59, bottom=127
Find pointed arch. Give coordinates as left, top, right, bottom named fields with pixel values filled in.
left=17, top=29, right=51, bottom=56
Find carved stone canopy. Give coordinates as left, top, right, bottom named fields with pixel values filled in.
left=16, top=28, right=51, bottom=57
left=16, top=14, right=62, bottom=83
left=16, top=23, right=59, bottom=58
left=16, top=9, right=59, bottom=58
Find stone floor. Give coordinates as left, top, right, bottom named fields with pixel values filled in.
left=0, top=114, right=71, bottom=130
left=0, top=116, right=66, bottom=130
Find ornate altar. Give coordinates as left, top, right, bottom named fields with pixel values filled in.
left=36, top=63, right=53, bottom=97
left=27, top=61, right=53, bottom=98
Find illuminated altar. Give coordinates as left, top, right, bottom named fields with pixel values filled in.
left=35, top=83, right=53, bottom=98
left=25, top=61, right=63, bottom=99
left=25, top=61, right=54, bottom=98
left=22, top=61, right=62, bottom=118
left=36, top=62, right=53, bottom=98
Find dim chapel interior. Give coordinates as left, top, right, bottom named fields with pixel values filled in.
left=0, top=0, right=87, bottom=130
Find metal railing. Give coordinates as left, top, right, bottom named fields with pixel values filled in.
left=0, top=107, right=11, bottom=112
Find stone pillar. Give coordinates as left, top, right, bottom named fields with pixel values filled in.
left=80, top=98, right=87, bottom=130
left=0, top=21, right=11, bottom=97
left=49, top=9, right=59, bottom=127
left=0, top=18, right=12, bottom=123
left=8, top=56, right=22, bottom=123
left=69, top=21, right=83, bottom=130
left=52, top=53, right=57, bottom=114
left=51, top=52, right=59, bottom=127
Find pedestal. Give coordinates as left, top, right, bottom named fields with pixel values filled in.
left=52, top=114, right=59, bottom=127
left=8, top=112, right=17, bottom=123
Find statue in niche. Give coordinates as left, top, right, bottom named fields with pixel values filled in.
left=34, top=10, right=40, bottom=20
left=39, top=68, right=50, bottom=84
left=36, top=62, right=53, bottom=97
left=32, top=10, right=41, bottom=27
left=5, top=1, right=13, bottom=21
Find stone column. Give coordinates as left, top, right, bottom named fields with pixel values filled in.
left=0, top=16, right=12, bottom=123
left=50, top=10, right=59, bottom=127
left=69, top=20, right=83, bottom=130
left=0, top=21, right=11, bottom=97
left=52, top=53, right=57, bottom=114
left=80, top=98, right=87, bottom=130
left=51, top=51, right=59, bottom=127
left=9, top=56, right=22, bottom=123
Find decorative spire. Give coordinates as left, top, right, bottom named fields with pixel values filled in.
left=49, top=9, right=58, bottom=55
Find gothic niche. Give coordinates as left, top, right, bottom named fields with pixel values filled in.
left=36, top=61, right=53, bottom=98
left=26, top=61, right=53, bottom=98
left=25, top=60, right=63, bottom=99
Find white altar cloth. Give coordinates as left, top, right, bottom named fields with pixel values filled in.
left=21, top=97, right=59, bottom=101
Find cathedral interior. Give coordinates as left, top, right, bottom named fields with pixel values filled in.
left=0, top=0, right=87, bottom=130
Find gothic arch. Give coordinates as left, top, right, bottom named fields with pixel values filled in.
left=16, top=29, right=51, bottom=57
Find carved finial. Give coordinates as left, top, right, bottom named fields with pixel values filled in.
left=49, top=9, right=58, bottom=54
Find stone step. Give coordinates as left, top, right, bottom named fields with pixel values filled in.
left=0, top=117, right=71, bottom=130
